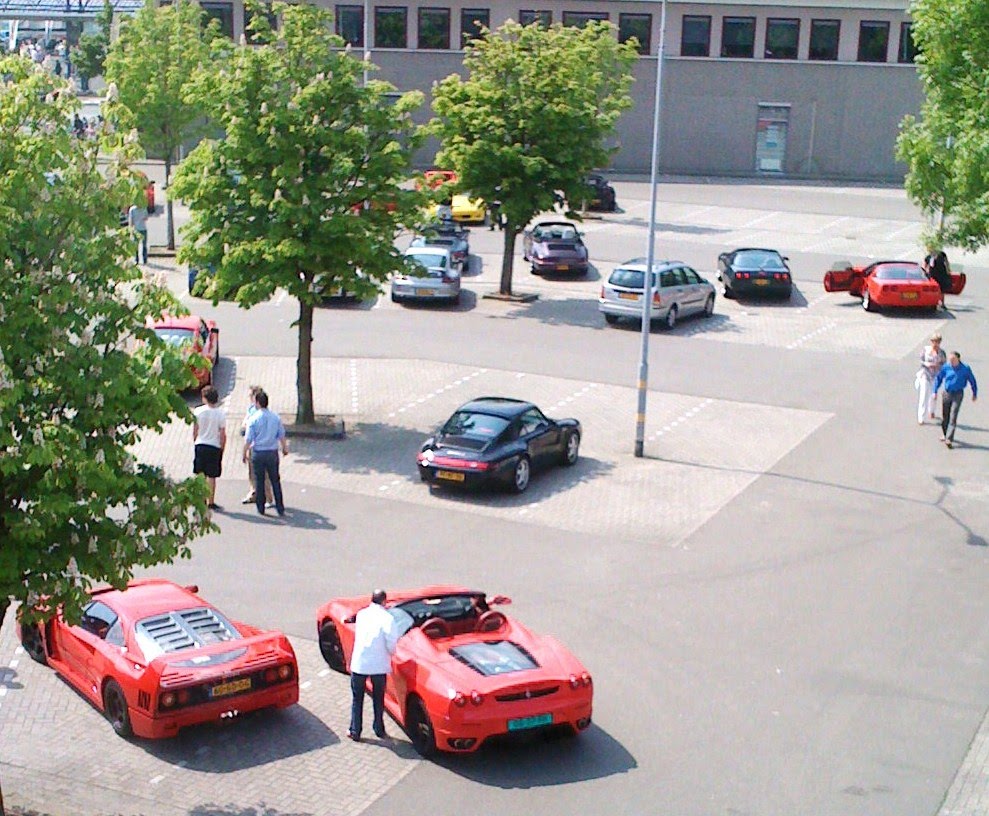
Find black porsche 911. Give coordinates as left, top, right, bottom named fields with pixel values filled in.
left=417, top=398, right=581, bottom=494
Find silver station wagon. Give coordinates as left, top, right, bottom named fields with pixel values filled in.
left=599, top=258, right=716, bottom=328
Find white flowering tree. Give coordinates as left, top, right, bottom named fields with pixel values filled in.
left=0, top=56, right=213, bottom=626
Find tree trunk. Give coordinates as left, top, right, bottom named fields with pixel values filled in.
left=499, top=224, right=518, bottom=296
left=296, top=297, right=315, bottom=425
left=164, top=154, right=175, bottom=252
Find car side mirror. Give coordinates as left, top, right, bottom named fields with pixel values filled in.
left=184, top=584, right=200, bottom=594
left=783, top=256, right=790, bottom=262
left=210, top=327, right=219, bottom=335
left=490, top=595, right=512, bottom=605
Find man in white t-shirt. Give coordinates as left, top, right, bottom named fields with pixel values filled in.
left=348, top=589, right=399, bottom=741
left=193, top=385, right=227, bottom=510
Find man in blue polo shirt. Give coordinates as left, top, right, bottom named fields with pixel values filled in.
left=243, top=390, right=289, bottom=515
left=933, top=351, right=978, bottom=449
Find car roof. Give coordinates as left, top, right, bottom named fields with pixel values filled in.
left=89, top=578, right=205, bottom=619
left=405, top=246, right=451, bottom=257
left=152, top=315, right=202, bottom=330
left=455, top=397, right=535, bottom=418
left=614, top=258, right=683, bottom=272
left=729, top=247, right=783, bottom=255
left=532, top=220, right=579, bottom=230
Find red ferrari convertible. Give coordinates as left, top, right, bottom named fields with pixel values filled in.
left=316, top=586, right=593, bottom=756
left=823, top=260, right=965, bottom=312
left=18, top=579, right=298, bottom=739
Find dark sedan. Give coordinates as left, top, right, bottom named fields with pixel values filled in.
left=584, top=174, right=616, bottom=211
left=522, top=221, right=589, bottom=276
left=417, top=398, right=581, bottom=494
left=717, top=247, right=792, bottom=299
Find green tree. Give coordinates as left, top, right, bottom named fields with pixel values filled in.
left=73, top=0, right=114, bottom=90
left=104, top=0, right=229, bottom=251
left=896, top=0, right=989, bottom=250
left=431, top=20, right=636, bottom=296
left=171, top=2, right=423, bottom=424
left=0, top=55, right=213, bottom=626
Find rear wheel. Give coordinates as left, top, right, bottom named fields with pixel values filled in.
left=406, top=697, right=437, bottom=758
left=862, top=289, right=875, bottom=312
left=19, top=623, right=47, bottom=665
left=318, top=621, right=347, bottom=673
left=103, top=680, right=132, bottom=738
left=603, top=313, right=619, bottom=326
left=665, top=305, right=678, bottom=330
left=703, top=295, right=715, bottom=316
left=512, top=455, right=531, bottom=494
left=561, top=432, right=580, bottom=466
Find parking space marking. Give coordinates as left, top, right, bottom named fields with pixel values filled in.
left=546, top=383, right=598, bottom=413
left=648, top=398, right=714, bottom=442
left=349, top=359, right=359, bottom=413
left=149, top=774, right=166, bottom=786
left=786, top=320, right=839, bottom=350
left=387, top=368, right=487, bottom=418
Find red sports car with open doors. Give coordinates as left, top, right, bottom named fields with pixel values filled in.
left=149, top=314, right=219, bottom=387
left=18, top=579, right=298, bottom=738
left=315, top=586, right=593, bottom=756
left=823, top=260, right=965, bottom=311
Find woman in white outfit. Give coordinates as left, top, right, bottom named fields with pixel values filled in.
left=917, top=332, right=946, bottom=424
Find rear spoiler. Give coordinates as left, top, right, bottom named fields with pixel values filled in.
left=150, top=631, right=293, bottom=678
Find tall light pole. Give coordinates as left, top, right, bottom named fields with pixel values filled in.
left=634, top=0, right=668, bottom=457
left=362, top=0, right=370, bottom=86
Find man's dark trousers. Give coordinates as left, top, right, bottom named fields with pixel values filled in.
left=941, top=391, right=965, bottom=442
left=252, top=449, right=284, bottom=514
left=350, top=673, right=387, bottom=737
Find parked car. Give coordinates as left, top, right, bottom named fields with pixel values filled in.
left=599, top=259, right=716, bottom=328
left=522, top=220, right=589, bottom=276
left=417, top=397, right=580, bottom=493
left=823, top=260, right=965, bottom=312
left=391, top=247, right=460, bottom=304
left=18, top=578, right=298, bottom=738
left=410, top=221, right=470, bottom=271
left=149, top=314, right=219, bottom=387
left=583, top=174, right=617, bottom=211
left=315, top=585, right=593, bottom=756
left=717, top=247, right=792, bottom=299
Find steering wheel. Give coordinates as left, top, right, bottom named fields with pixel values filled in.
left=421, top=617, right=451, bottom=640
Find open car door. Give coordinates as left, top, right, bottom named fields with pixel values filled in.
left=823, top=262, right=866, bottom=295
left=949, top=272, right=966, bottom=295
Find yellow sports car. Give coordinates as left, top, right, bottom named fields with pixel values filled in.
left=450, top=193, right=487, bottom=224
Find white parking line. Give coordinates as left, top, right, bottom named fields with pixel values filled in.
left=738, top=211, right=781, bottom=230
left=648, top=398, right=714, bottom=442
left=786, top=320, right=838, bottom=350
left=149, top=774, right=166, bottom=786
left=349, top=359, right=359, bottom=414
left=318, top=668, right=330, bottom=677
left=386, top=368, right=487, bottom=419
left=813, top=215, right=850, bottom=235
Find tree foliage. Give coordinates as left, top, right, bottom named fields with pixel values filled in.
left=171, top=2, right=423, bottom=424
left=431, top=20, right=636, bottom=295
left=104, top=0, right=229, bottom=250
left=897, top=0, right=989, bottom=250
left=73, top=0, right=114, bottom=83
left=0, top=57, right=212, bottom=621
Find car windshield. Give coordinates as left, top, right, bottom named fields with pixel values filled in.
left=450, top=641, right=540, bottom=676
left=420, top=237, right=455, bottom=248
left=734, top=250, right=786, bottom=269
left=154, top=328, right=195, bottom=347
left=875, top=264, right=924, bottom=281
left=441, top=411, right=510, bottom=442
left=392, top=594, right=486, bottom=634
left=134, top=606, right=242, bottom=661
left=609, top=268, right=658, bottom=290
left=407, top=252, right=447, bottom=269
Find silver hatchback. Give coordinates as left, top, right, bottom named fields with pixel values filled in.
left=599, top=259, right=716, bottom=328
left=391, top=247, right=461, bottom=305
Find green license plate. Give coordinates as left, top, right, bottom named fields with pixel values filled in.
left=508, top=713, right=553, bottom=731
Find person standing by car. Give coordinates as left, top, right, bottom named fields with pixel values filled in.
left=193, top=385, right=227, bottom=510
left=923, top=247, right=952, bottom=308
left=916, top=333, right=946, bottom=424
left=933, top=351, right=978, bottom=448
left=243, top=389, right=288, bottom=516
left=145, top=179, right=156, bottom=215
left=348, top=589, right=399, bottom=742
left=241, top=385, right=275, bottom=507
left=127, top=203, right=148, bottom=264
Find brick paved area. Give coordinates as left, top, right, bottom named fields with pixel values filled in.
left=0, top=607, right=419, bottom=816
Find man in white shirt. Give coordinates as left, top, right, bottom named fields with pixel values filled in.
left=128, top=203, right=148, bottom=264
left=193, top=385, right=227, bottom=510
left=348, top=589, right=399, bottom=741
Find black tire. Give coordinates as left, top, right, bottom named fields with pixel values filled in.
left=703, top=295, right=715, bottom=317
left=723, top=283, right=735, bottom=299
left=450, top=293, right=460, bottom=306
left=862, top=289, right=875, bottom=312
left=530, top=266, right=541, bottom=276
left=511, top=455, right=531, bottom=494
left=561, top=431, right=580, bottom=466
left=318, top=620, right=347, bottom=673
left=103, top=680, right=133, bottom=738
left=664, top=305, right=678, bottom=330
left=604, top=313, right=619, bottom=326
left=390, top=292, right=399, bottom=303
left=406, top=697, right=437, bottom=758
left=19, top=623, right=47, bottom=665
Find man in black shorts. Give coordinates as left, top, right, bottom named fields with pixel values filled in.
left=193, top=385, right=227, bottom=510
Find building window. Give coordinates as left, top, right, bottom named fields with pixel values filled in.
left=375, top=6, right=407, bottom=48
left=335, top=5, right=363, bottom=47
left=418, top=7, right=450, bottom=49
left=721, top=16, right=755, bottom=58
left=680, top=15, right=710, bottom=57
left=808, top=19, right=839, bottom=60
left=898, top=22, right=917, bottom=63
left=618, top=13, right=651, bottom=55
left=461, top=8, right=489, bottom=46
left=519, top=9, right=551, bottom=27
left=201, top=2, right=234, bottom=38
left=765, top=18, right=798, bottom=59
left=562, top=11, right=608, bottom=29
left=245, top=1, right=276, bottom=44
left=857, top=21, right=889, bottom=62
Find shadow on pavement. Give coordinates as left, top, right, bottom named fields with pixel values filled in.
left=531, top=262, right=602, bottom=283
left=724, top=283, right=809, bottom=308
left=141, top=704, right=337, bottom=772
left=395, top=288, right=478, bottom=313
left=495, top=296, right=603, bottom=329
left=217, top=505, right=337, bottom=530
left=187, top=806, right=311, bottom=816
left=621, top=218, right=728, bottom=236
left=436, top=724, right=636, bottom=788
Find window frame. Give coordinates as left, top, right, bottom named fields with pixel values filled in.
left=460, top=7, right=490, bottom=47
left=857, top=20, right=890, bottom=63
left=808, top=19, right=840, bottom=61
left=374, top=6, right=408, bottom=49
left=680, top=14, right=711, bottom=57
left=618, top=12, right=651, bottom=55
left=200, top=1, right=234, bottom=39
left=720, top=16, right=756, bottom=59
left=519, top=9, right=551, bottom=27
left=418, top=6, right=451, bottom=50
left=897, top=21, right=917, bottom=63
left=764, top=17, right=799, bottom=60
left=245, top=1, right=277, bottom=44
left=335, top=4, right=364, bottom=47
left=561, top=10, right=609, bottom=29
left=80, top=601, right=119, bottom=640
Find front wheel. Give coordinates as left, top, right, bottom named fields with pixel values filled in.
left=561, top=432, right=580, bottom=466
left=19, top=623, right=47, bottom=665
left=318, top=621, right=347, bottom=673
left=512, top=455, right=531, bottom=494
left=703, top=295, right=715, bottom=317
left=406, top=697, right=437, bottom=758
left=664, top=305, right=678, bottom=330
left=103, top=680, right=133, bottom=738
left=862, top=289, right=875, bottom=312
left=603, top=313, right=619, bottom=326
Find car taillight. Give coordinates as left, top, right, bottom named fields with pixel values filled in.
left=177, top=689, right=191, bottom=704
left=600, top=287, right=606, bottom=298
left=652, top=291, right=661, bottom=305
left=581, top=672, right=592, bottom=687
left=737, top=272, right=750, bottom=279
left=569, top=674, right=580, bottom=689
left=278, top=664, right=293, bottom=680
left=452, top=691, right=468, bottom=707
left=470, top=691, right=483, bottom=706
left=429, top=455, right=489, bottom=471
left=264, top=668, right=278, bottom=683
left=160, top=691, right=177, bottom=709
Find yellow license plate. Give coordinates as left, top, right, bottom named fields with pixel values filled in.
left=414, top=288, right=433, bottom=296
left=754, top=279, right=769, bottom=286
left=556, top=264, right=569, bottom=271
left=210, top=677, right=252, bottom=698
left=902, top=291, right=918, bottom=300
left=618, top=292, right=639, bottom=300
left=436, top=470, right=466, bottom=482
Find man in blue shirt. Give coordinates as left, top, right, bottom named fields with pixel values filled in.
left=933, top=351, right=978, bottom=448
left=243, top=390, right=289, bottom=515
